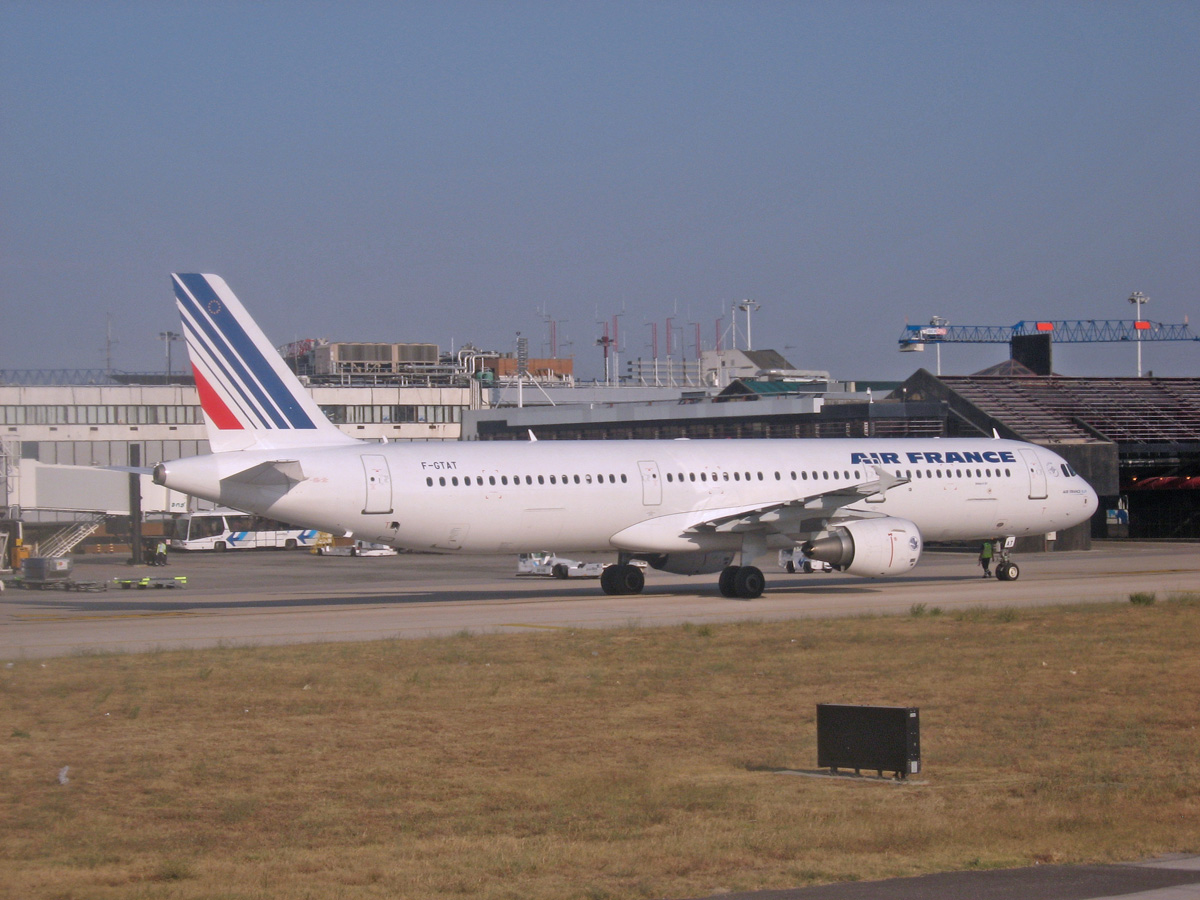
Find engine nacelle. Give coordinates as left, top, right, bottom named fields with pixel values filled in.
left=639, top=551, right=736, bottom=576
left=801, top=517, right=923, bottom=578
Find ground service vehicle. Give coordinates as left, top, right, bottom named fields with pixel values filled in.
left=516, top=552, right=605, bottom=578
left=171, top=509, right=318, bottom=551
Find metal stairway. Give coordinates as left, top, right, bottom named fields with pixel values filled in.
left=36, top=514, right=108, bottom=558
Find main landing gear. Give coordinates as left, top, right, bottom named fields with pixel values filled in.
left=718, top=565, right=765, bottom=600
left=600, top=563, right=645, bottom=595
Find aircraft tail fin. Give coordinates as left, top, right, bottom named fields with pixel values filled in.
left=172, top=273, right=356, bottom=453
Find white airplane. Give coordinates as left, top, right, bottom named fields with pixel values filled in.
left=154, top=274, right=1098, bottom=599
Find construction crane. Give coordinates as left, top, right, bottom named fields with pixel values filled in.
left=899, top=317, right=1197, bottom=349
left=900, top=293, right=1198, bottom=375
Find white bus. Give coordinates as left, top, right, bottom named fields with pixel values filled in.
left=170, top=510, right=320, bottom=552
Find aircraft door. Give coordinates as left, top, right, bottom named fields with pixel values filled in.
left=637, top=460, right=662, bottom=506
left=361, top=454, right=393, bottom=514
left=1019, top=449, right=1048, bottom=500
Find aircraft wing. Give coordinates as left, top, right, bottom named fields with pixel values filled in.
left=609, top=467, right=909, bottom=550
left=689, top=465, right=909, bottom=535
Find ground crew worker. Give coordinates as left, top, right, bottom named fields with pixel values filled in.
left=979, top=540, right=994, bottom=578
left=155, top=540, right=168, bottom=567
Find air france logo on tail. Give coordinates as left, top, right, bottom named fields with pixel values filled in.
left=172, top=274, right=354, bottom=453
left=173, top=274, right=318, bottom=432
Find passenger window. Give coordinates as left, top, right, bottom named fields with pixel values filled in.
left=734, top=472, right=741, bottom=481
left=574, top=474, right=581, bottom=484
left=689, top=473, right=696, bottom=482
left=700, top=472, right=707, bottom=482
left=426, top=477, right=433, bottom=487
left=620, top=474, right=626, bottom=483
left=833, top=471, right=839, bottom=480
left=585, top=474, right=592, bottom=484
left=526, top=475, right=533, bottom=485
left=501, top=476, right=508, bottom=485
left=538, top=475, right=544, bottom=485
left=774, top=472, right=781, bottom=480
left=452, top=477, right=459, bottom=486
left=439, top=477, right=446, bottom=486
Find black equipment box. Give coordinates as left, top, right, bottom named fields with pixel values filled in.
left=817, top=703, right=920, bottom=778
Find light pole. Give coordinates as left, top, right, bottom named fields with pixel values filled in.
left=929, top=316, right=948, bottom=376
left=1128, top=292, right=1149, bottom=377
left=159, top=331, right=181, bottom=378
left=735, top=299, right=761, bottom=350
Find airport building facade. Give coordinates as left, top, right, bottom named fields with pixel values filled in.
left=4, top=367, right=1199, bottom=546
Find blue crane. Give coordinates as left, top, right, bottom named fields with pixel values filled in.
left=899, top=318, right=1197, bottom=348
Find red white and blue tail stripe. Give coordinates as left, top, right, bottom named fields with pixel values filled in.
left=173, top=274, right=355, bottom=452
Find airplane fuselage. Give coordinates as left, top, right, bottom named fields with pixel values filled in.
left=156, top=273, right=1098, bottom=599
left=157, top=437, right=1094, bottom=557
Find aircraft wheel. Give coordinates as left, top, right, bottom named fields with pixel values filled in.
left=997, top=561, right=1019, bottom=582
left=718, top=566, right=740, bottom=598
left=552, top=563, right=569, bottom=579
left=618, top=564, right=645, bottom=594
left=734, top=566, right=765, bottom=600
left=600, top=565, right=621, bottom=595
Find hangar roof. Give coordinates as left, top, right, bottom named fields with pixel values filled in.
left=934, top=375, right=1200, bottom=445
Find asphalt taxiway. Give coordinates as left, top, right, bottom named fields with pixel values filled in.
left=1, top=541, right=1196, bottom=659
left=697, top=855, right=1200, bottom=900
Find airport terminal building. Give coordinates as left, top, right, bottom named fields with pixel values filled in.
left=3, top=355, right=1199, bottom=553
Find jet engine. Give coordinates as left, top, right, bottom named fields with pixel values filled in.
left=639, top=551, right=737, bottom=576
left=801, top=518, right=923, bottom=578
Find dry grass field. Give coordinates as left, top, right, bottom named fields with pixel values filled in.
left=3, top=596, right=1199, bottom=899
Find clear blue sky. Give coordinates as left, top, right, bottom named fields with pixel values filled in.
left=2, top=1, right=1197, bottom=380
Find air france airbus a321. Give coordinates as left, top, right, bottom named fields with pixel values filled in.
left=153, top=274, right=1098, bottom=599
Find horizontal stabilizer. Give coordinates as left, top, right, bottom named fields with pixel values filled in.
left=221, top=460, right=306, bottom=488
